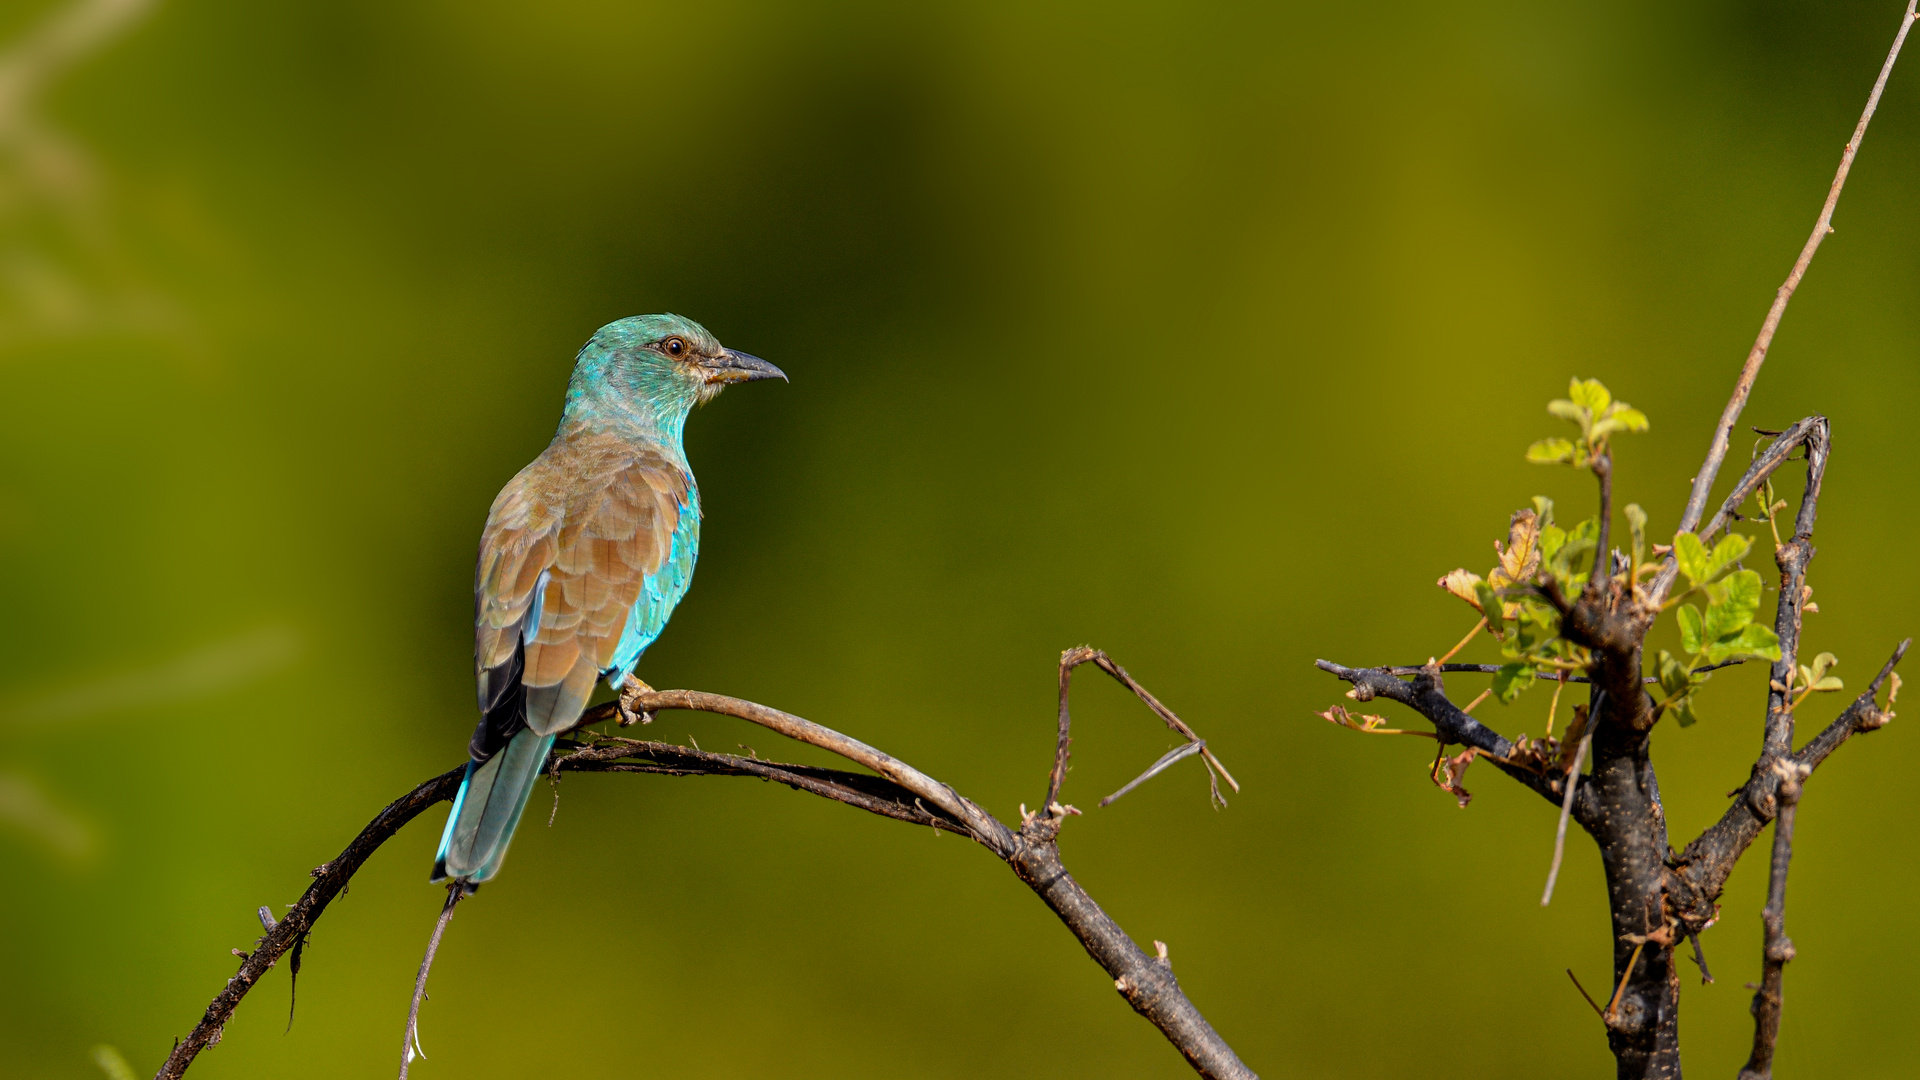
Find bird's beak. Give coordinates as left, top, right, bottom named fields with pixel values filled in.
left=702, top=348, right=787, bottom=385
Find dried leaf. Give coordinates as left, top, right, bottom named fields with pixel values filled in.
left=1492, top=509, right=1542, bottom=585
left=1437, top=568, right=1486, bottom=610
left=1431, top=748, right=1476, bottom=808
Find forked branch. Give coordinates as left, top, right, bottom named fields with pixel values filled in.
left=1671, top=0, right=1919, bottom=542
left=155, top=663, right=1255, bottom=1080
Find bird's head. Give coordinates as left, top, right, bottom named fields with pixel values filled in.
left=566, top=313, right=785, bottom=432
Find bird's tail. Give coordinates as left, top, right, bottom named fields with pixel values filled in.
left=431, top=728, right=557, bottom=884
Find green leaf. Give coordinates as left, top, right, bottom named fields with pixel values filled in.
left=1673, top=695, right=1701, bottom=728
left=1808, top=651, right=1839, bottom=683
left=1677, top=605, right=1704, bottom=655
left=1656, top=650, right=1693, bottom=697
left=1493, top=663, right=1533, bottom=703
left=1624, top=504, right=1647, bottom=570
left=1475, top=582, right=1506, bottom=635
left=1547, top=399, right=1588, bottom=425
left=1810, top=676, right=1845, bottom=692
left=1608, top=406, right=1649, bottom=433
left=1569, top=378, right=1611, bottom=415
left=1526, top=438, right=1576, bottom=464
left=1539, top=523, right=1567, bottom=564
left=1702, top=569, right=1763, bottom=643
left=1532, top=496, right=1555, bottom=529
left=1704, top=534, right=1753, bottom=581
left=1705, top=622, right=1781, bottom=664
left=1674, top=532, right=1710, bottom=587
left=1548, top=517, right=1598, bottom=585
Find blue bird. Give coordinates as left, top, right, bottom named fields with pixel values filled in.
left=432, top=314, right=784, bottom=885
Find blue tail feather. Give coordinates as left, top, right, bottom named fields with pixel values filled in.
left=431, top=729, right=557, bottom=884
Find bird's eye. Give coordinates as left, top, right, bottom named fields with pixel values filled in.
left=663, top=336, right=687, bottom=357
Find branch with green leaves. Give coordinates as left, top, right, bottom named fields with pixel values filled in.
left=1314, top=377, right=1905, bottom=1080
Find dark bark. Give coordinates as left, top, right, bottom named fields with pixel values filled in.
left=1316, top=418, right=1904, bottom=1080
left=155, top=766, right=466, bottom=1080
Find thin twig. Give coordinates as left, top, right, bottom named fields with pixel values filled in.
left=1437, top=618, right=1486, bottom=665
left=1686, top=930, right=1714, bottom=986
left=1586, top=452, right=1613, bottom=604
left=1051, top=647, right=1240, bottom=809
left=1540, top=733, right=1590, bottom=906
left=1605, top=941, right=1647, bottom=1024
left=1101, top=741, right=1207, bottom=807
left=1377, top=659, right=1746, bottom=682
left=398, top=883, right=464, bottom=1080
left=1738, top=759, right=1809, bottom=1080
left=1670, top=0, right=1917, bottom=543
left=1568, top=969, right=1606, bottom=1017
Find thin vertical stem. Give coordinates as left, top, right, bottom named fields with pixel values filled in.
left=399, top=883, right=465, bottom=1080
left=1674, top=0, right=1918, bottom=538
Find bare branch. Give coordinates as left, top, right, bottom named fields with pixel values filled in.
left=1378, top=660, right=1747, bottom=683
left=158, top=677, right=1257, bottom=1080
left=1314, top=661, right=1512, bottom=756
left=1667, top=641, right=1906, bottom=924
left=1649, top=416, right=1827, bottom=606
left=576, top=688, right=1009, bottom=851
left=1051, top=647, right=1239, bottom=810
left=1672, top=0, right=1918, bottom=539
left=1790, top=640, right=1905, bottom=773
left=1736, top=759, right=1809, bottom=1080
left=1313, top=660, right=1591, bottom=814
left=1760, top=419, right=1830, bottom=760
left=155, top=766, right=466, bottom=1080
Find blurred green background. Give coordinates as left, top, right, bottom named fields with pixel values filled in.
left=2, top=0, right=1917, bottom=1076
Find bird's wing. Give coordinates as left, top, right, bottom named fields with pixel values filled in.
left=474, top=435, right=694, bottom=749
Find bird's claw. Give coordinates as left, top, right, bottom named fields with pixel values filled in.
left=617, top=678, right=656, bottom=727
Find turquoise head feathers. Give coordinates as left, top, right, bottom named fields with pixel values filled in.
left=563, top=313, right=786, bottom=445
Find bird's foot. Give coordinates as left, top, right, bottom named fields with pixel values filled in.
left=617, top=677, right=657, bottom=727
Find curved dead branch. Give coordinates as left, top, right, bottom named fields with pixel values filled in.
left=155, top=659, right=1254, bottom=1080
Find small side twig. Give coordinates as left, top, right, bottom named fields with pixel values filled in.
left=398, top=883, right=465, bottom=1080
left=1540, top=732, right=1591, bottom=906
left=1667, top=0, right=1918, bottom=548
left=1100, top=741, right=1208, bottom=807
left=1054, top=647, right=1239, bottom=810
left=1687, top=930, right=1714, bottom=985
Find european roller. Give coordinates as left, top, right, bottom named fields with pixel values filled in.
left=432, top=314, right=784, bottom=885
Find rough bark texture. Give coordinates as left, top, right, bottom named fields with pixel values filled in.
left=1312, top=9, right=1917, bottom=1073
